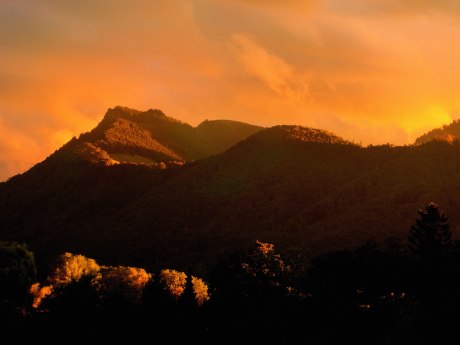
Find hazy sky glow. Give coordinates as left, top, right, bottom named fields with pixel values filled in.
left=1, top=0, right=460, bottom=180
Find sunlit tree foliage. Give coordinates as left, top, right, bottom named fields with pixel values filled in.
left=29, top=283, right=53, bottom=308
left=97, top=266, right=151, bottom=303
left=160, top=269, right=186, bottom=298
left=192, top=276, right=210, bottom=305
left=50, top=252, right=100, bottom=285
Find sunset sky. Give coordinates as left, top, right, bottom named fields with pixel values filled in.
left=1, top=0, right=460, bottom=180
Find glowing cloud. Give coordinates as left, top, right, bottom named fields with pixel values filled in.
left=1, top=0, right=460, bottom=180
left=230, top=33, right=308, bottom=100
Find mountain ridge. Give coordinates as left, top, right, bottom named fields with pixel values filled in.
left=2, top=107, right=460, bottom=273
left=415, top=119, right=460, bottom=145
left=68, top=106, right=264, bottom=166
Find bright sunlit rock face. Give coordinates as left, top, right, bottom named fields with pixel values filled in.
left=2, top=0, right=460, bottom=179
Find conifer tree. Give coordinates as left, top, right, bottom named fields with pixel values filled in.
left=408, top=202, right=452, bottom=262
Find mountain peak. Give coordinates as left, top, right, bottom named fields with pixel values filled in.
left=415, top=120, right=460, bottom=145
left=251, top=125, right=351, bottom=145
left=102, top=106, right=172, bottom=125
left=57, top=107, right=263, bottom=166
left=108, top=105, right=143, bottom=116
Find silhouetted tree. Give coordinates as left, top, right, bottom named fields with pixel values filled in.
left=207, top=242, right=302, bottom=339
left=405, top=203, right=456, bottom=343
left=42, top=274, right=99, bottom=316
left=141, top=274, right=176, bottom=314
left=408, top=202, right=452, bottom=262
left=36, top=274, right=104, bottom=336
left=180, top=268, right=197, bottom=312
left=0, top=241, right=36, bottom=326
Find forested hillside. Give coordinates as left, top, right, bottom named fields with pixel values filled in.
left=2, top=108, right=460, bottom=273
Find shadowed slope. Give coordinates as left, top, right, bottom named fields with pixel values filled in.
left=2, top=111, right=460, bottom=272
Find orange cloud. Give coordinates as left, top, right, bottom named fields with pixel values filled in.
left=229, top=33, right=309, bottom=100
left=1, top=0, right=460, bottom=180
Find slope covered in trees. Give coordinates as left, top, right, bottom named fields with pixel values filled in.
left=415, top=119, right=460, bottom=144
left=65, top=106, right=263, bottom=165
left=2, top=108, right=460, bottom=272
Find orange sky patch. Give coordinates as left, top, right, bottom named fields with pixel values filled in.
left=1, top=0, right=460, bottom=180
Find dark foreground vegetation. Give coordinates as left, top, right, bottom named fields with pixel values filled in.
left=2, top=203, right=460, bottom=344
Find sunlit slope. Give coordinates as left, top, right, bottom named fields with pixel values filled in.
left=75, top=106, right=263, bottom=164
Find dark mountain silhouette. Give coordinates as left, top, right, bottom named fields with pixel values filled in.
left=1, top=107, right=460, bottom=272
left=415, top=119, right=460, bottom=144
